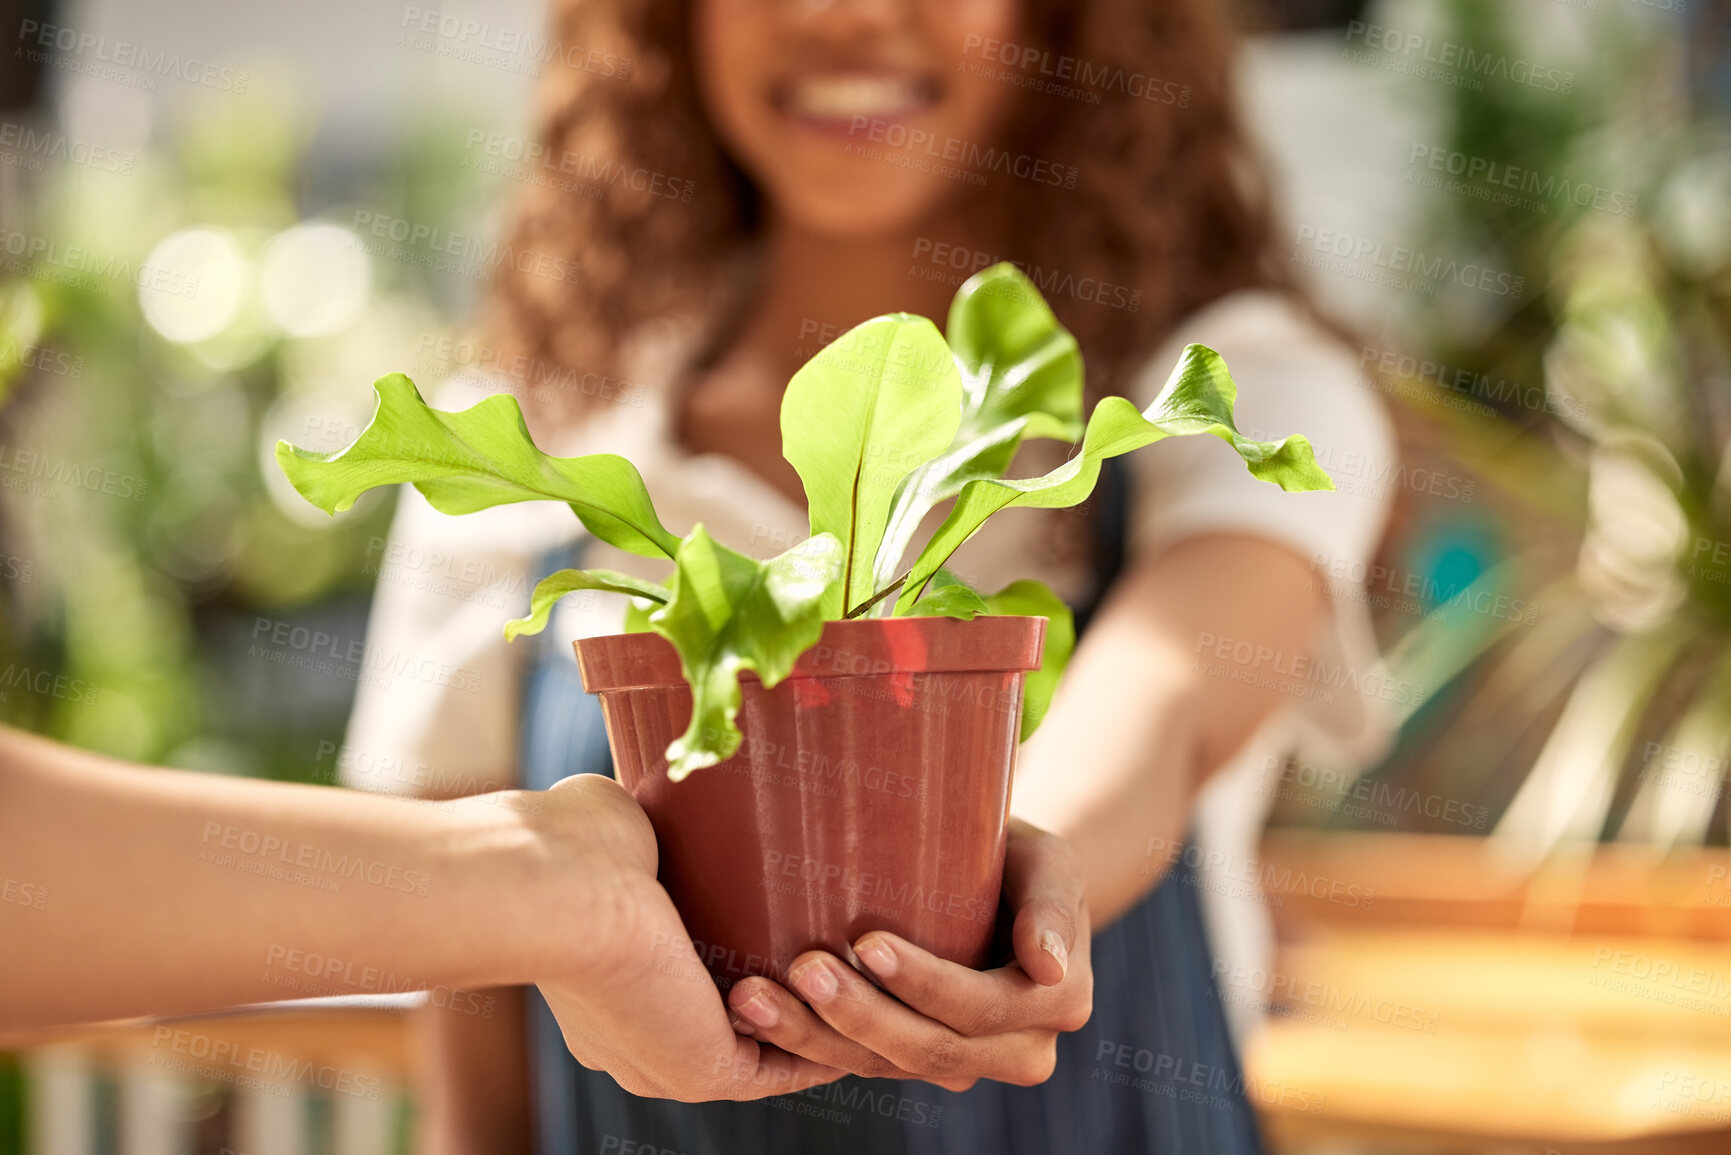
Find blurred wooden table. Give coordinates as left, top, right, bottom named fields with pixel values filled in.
left=1248, top=831, right=1731, bottom=1151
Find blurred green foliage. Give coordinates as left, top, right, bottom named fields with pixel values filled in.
left=1304, top=0, right=1731, bottom=848
left=0, top=79, right=508, bottom=782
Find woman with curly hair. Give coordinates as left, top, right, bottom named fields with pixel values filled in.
left=342, top=0, right=1395, bottom=1151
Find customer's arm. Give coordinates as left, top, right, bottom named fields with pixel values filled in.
left=0, top=728, right=842, bottom=1100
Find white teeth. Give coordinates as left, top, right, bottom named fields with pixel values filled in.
left=786, top=75, right=928, bottom=120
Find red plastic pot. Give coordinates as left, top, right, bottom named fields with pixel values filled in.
left=574, top=615, right=1045, bottom=988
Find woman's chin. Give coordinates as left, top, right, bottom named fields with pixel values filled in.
left=769, top=178, right=959, bottom=241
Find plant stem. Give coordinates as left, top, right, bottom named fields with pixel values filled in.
left=844, top=576, right=905, bottom=619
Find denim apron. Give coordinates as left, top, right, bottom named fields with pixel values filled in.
left=517, top=462, right=1265, bottom=1155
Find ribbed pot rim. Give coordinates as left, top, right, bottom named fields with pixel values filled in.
left=574, top=614, right=1046, bottom=693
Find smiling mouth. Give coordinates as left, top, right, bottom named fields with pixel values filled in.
left=774, top=72, right=940, bottom=127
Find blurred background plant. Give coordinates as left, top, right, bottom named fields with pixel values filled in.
left=0, top=77, right=507, bottom=783
left=1271, top=0, right=1731, bottom=862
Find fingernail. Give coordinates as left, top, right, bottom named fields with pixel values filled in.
left=792, top=960, right=838, bottom=1004
left=1040, top=929, right=1069, bottom=979
left=733, top=991, right=780, bottom=1029
left=727, top=1009, right=756, bottom=1035
left=855, top=935, right=898, bottom=979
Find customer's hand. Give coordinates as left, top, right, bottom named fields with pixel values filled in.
left=523, top=774, right=845, bottom=1101
left=723, top=818, right=1093, bottom=1091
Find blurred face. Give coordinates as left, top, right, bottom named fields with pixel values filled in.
left=696, top=0, right=1022, bottom=238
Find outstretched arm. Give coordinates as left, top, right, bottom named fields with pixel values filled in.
left=0, top=728, right=840, bottom=1100
left=1012, top=533, right=1324, bottom=923
left=730, top=535, right=1317, bottom=1085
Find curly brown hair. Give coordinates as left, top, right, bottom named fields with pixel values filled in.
left=485, top=0, right=1287, bottom=422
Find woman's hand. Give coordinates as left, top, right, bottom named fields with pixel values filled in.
left=522, top=774, right=845, bottom=1101
left=723, top=818, right=1093, bottom=1091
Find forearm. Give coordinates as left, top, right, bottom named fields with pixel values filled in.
left=1010, top=596, right=1201, bottom=925
left=1011, top=535, right=1322, bottom=926
left=0, top=727, right=562, bottom=1030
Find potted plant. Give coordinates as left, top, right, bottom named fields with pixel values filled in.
left=276, top=264, right=1331, bottom=986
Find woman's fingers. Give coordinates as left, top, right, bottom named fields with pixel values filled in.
left=715, top=822, right=1093, bottom=1093
left=850, top=929, right=1091, bottom=1037
left=782, top=951, right=1056, bottom=1088
left=728, top=976, right=918, bottom=1082
left=706, top=1035, right=848, bottom=1102
left=1002, top=817, right=1088, bottom=989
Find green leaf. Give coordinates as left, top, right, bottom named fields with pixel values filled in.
left=780, top=315, right=963, bottom=618
left=622, top=598, right=659, bottom=634
left=908, top=571, right=1075, bottom=739
left=894, top=344, right=1333, bottom=613
left=650, top=528, right=844, bottom=780
left=504, top=569, right=671, bottom=642
left=983, top=580, right=1075, bottom=741
left=907, top=570, right=991, bottom=620
left=276, top=373, right=682, bottom=559
left=871, top=264, right=1085, bottom=593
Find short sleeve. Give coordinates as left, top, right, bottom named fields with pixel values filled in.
left=1127, top=290, right=1398, bottom=765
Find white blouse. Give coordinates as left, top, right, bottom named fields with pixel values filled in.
left=340, top=290, right=1398, bottom=1038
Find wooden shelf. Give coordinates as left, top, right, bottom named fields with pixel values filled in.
left=1245, top=832, right=1731, bottom=1148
